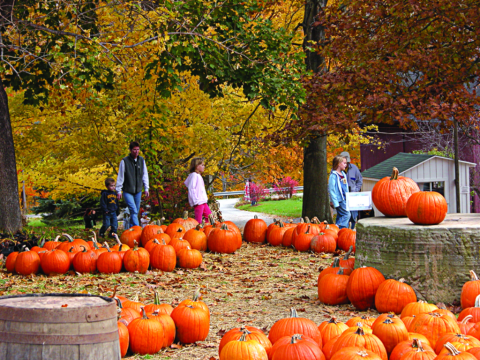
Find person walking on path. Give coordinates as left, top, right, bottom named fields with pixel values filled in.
left=340, top=151, right=363, bottom=228
left=245, top=178, right=256, bottom=206
left=328, top=155, right=351, bottom=229
left=116, top=141, right=149, bottom=228
left=184, top=157, right=212, bottom=223
left=99, top=178, right=119, bottom=238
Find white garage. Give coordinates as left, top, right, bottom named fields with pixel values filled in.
left=361, top=152, right=476, bottom=215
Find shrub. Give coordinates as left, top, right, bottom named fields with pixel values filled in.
left=273, top=177, right=299, bottom=199
left=249, top=183, right=269, bottom=203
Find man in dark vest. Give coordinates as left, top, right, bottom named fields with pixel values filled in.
left=116, top=142, right=149, bottom=228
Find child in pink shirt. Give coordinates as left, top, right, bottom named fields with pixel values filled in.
left=184, top=158, right=212, bottom=223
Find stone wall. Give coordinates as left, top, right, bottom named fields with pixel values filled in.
left=356, top=214, right=480, bottom=303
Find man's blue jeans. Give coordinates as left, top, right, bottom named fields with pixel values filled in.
left=99, top=212, right=118, bottom=237
left=350, top=210, right=358, bottom=229
left=123, top=192, right=142, bottom=227
left=335, top=201, right=351, bottom=229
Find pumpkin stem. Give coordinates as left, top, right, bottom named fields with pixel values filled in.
left=304, top=217, right=310, bottom=223
left=119, top=244, right=124, bottom=252
left=238, top=333, right=248, bottom=342
left=153, top=290, right=161, bottom=305
left=113, top=233, right=121, bottom=245
left=68, top=246, right=75, bottom=253
left=328, top=317, right=338, bottom=324
left=383, top=318, right=394, bottom=324
left=80, top=245, right=87, bottom=253
left=355, top=327, right=366, bottom=336
left=53, top=235, right=61, bottom=242
left=254, top=215, right=258, bottom=219
left=62, top=233, right=74, bottom=242
left=331, top=257, right=340, bottom=267
left=195, top=224, right=202, bottom=231
left=183, top=210, right=189, bottom=220
left=133, top=240, right=138, bottom=250
left=176, top=228, right=183, bottom=233
left=470, top=270, right=479, bottom=281
left=399, top=278, right=405, bottom=283
left=390, top=167, right=399, bottom=180
left=111, top=285, right=119, bottom=299
left=39, top=238, right=45, bottom=247
left=192, top=288, right=202, bottom=301
left=221, top=224, right=229, bottom=230
left=475, top=295, right=480, bottom=308
left=305, top=225, right=311, bottom=234
left=443, top=342, right=461, bottom=355
left=299, top=218, right=304, bottom=223
left=90, top=230, right=97, bottom=243
left=241, top=327, right=251, bottom=335
left=461, top=315, right=473, bottom=324
left=152, top=310, right=159, bottom=316
left=140, top=307, right=149, bottom=320
left=104, top=242, right=111, bottom=252
left=289, top=308, right=298, bottom=318
left=161, top=239, right=167, bottom=245
left=114, top=297, right=123, bottom=309
left=343, top=246, right=353, bottom=259
left=208, top=214, right=215, bottom=226
left=337, top=267, right=344, bottom=275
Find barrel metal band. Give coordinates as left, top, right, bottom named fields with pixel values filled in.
left=0, top=330, right=119, bottom=345
left=0, top=305, right=117, bottom=323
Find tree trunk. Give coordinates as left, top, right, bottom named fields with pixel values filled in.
left=0, top=78, right=23, bottom=233
left=301, top=0, right=331, bottom=222
left=454, top=118, right=461, bottom=213
left=302, top=135, right=332, bottom=221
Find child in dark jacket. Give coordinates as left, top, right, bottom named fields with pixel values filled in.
left=99, top=178, right=119, bottom=238
left=83, top=208, right=96, bottom=230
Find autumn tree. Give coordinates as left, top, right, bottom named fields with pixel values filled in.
left=1, top=0, right=305, bottom=231
left=293, top=0, right=480, bottom=212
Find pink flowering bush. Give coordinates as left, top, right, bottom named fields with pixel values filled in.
left=273, top=177, right=299, bottom=199
left=249, top=182, right=269, bottom=203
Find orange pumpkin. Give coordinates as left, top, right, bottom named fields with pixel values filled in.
left=140, top=224, right=164, bottom=246
left=406, top=191, right=448, bottom=225
left=346, top=266, right=385, bottom=310
left=374, top=278, right=417, bottom=314
left=244, top=215, right=268, bottom=244
left=172, top=210, right=199, bottom=231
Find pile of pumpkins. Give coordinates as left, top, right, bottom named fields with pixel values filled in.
left=244, top=215, right=356, bottom=254
left=372, top=167, right=448, bottom=225
left=217, top=287, right=480, bottom=360
left=5, top=211, right=242, bottom=276
left=115, top=289, right=209, bottom=357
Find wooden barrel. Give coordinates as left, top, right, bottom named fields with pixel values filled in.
left=0, top=293, right=121, bottom=360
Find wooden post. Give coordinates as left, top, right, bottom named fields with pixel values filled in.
left=454, top=118, right=461, bottom=213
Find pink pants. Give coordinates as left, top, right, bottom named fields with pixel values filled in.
left=194, top=203, right=212, bottom=223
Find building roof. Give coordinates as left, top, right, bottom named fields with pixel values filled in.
left=361, top=152, right=435, bottom=179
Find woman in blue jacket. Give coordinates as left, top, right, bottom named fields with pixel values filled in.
left=328, top=155, right=351, bottom=229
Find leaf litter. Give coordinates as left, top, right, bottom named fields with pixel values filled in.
left=0, top=241, right=377, bottom=359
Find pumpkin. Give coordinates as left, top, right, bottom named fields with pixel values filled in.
left=459, top=295, right=480, bottom=323
left=150, top=239, right=176, bottom=272
left=435, top=334, right=480, bottom=354
left=322, top=223, right=339, bottom=241
left=408, top=333, right=431, bottom=346
left=318, top=268, right=349, bottom=305
left=220, top=332, right=269, bottom=360
left=311, top=232, right=337, bottom=254
left=96, top=243, right=123, bottom=274
left=390, top=339, right=434, bottom=360
left=467, top=347, right=480, bottom=359
left=44, top=235, right=62, bottom=251
left=219, top=326, right=272, bottom=357
left=177, top=248, right=203, bottom=269
left=371, top=317, right=409, bottom=354
left=172, top=210, right=199, bottom=231
left=146, top=310, right=175, bottom=347
left=31, top=239, right=47, bottom=253
left=144, top=238, right=161, bottom=254
left=346, top=315, right=376, bottom=328
left=208, top=224, right=239, bottom=254
left=402, top=316, right=416, bottom=331
left=322, top=335, right=340, bottom=360
left=244, top=215, right=268, bottom=243
left=282, top=227, right=296, bottom=247
left=183, top=226, right=208, bottom=251
left=128, top=307, right=164, bottom=355
left=66, top=246, right=81, bottom=265
left=72, top=246, right=97, bottom=274
left=118, top=320, right=129, bottom=357
left=144, top=291, right=174, bottom=315
left=111, top=233, right=130, bottom=252
left=170, top=304, right=210, bottom=344
left=335, top=246, right=355, bottom=271
left=5, top=251, right=19, bottom=273
left=467, top=321, right=480, bottom=340
left=59, top=233, right=90, bottom=250
left=331, top=327, right=388, bottom=360
left=123, top=294, right=146, bottom=313
left=459, top=316, right=476, bottom=335
left=346, top=266, right=385, bottom=310
left=292, top=225, right=317, bottom=252
left=330, top=347, right=382, bottom=360
left=179, top=289, right=210, bottom=319
left=268, top=222, right=288, bottom=247
left=434, top=342, right=477, bottom=360
left=169, top=237, right=191, bottom=257
left=397, top=338, right=436, bottom=360
left=120, top=227, right=142, bottom=248
left=337, top=229, right=356, bottom=253
left=123, top=242, right=150, bottom=274
left=409, top=312, right=461, bottom=347
left=165, top=223, right=186, bottom=239
left=86, top=230, right=101, bottom=250
left=271, top=334, right=325, bottom=360
left=372, top=167, right=420, bottom=217
left=433, top=305, right=457, bottom=321
left=140, top=224, right=164, bottom=246
left=15, top=248, right=41, bottom=275
left=344, top=323, right=374, bottom=335
left=400, top=301, right=438, bottom=319
left=375, top=278, right=417, bottom=314
left=268, top=308, right=322, bottom=346
left=406, top=191, right=448, bottom=225
left=319, top=258, right=352, bottom=281
left=269, top=334, right=318, bottom=360
left=318, top=317, right=349, bottom=345
left=115, top=298, right=141, bottom=325
left=371, top=313, right=400, bottom=328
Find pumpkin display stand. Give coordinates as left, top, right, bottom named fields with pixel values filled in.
left=356, top=214, right=480, bottom=303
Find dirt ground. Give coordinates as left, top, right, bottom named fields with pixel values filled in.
left=0, top=241, right=374, bottom=360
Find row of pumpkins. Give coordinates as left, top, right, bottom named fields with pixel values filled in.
left=217, top=304, right=480, bottom=360
left=114, top=289, right=210, bottom=357
left=244, top=215, right=356, bottom=253
left=5, top=212, right=244, bottom=275
left=372, top=167, right=448, bottom=225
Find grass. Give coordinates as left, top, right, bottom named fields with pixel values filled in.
left=237, top=196, right=303, bottom=217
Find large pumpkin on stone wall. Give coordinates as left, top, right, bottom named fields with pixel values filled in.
left=406, top=191, right=448, bottom=225
left=372, top=167, right=420, bottom=217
